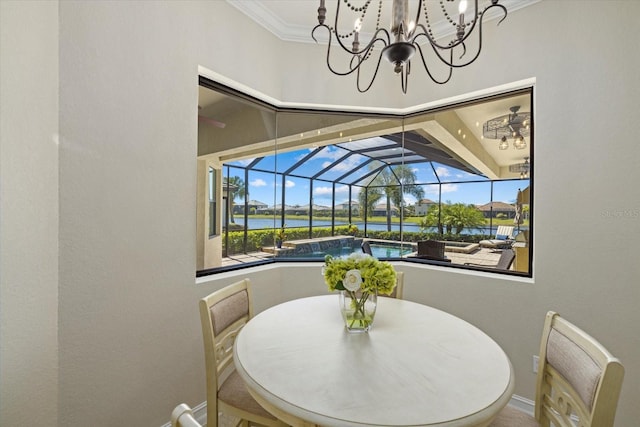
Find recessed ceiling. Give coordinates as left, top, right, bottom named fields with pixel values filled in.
left=226, top=0, right=541, bottom=44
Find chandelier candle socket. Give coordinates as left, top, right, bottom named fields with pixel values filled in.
left=312, top=0, right=508, bottom=93
left=323, top=253, right=397, bottom=332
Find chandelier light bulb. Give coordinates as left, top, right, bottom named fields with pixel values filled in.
left=458, top=0, right=468, bottom=14
left=499, top=136, right=508, bottom=150
left=354, top=18, right=362, bottom=32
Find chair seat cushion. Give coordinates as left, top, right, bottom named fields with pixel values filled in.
left=489, top=405, right=540, bottom=427
left=218, top=370, right=277, bottom=420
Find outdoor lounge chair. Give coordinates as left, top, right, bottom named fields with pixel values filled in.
left=414, top=240, right=451, bottom=263
left=361, top=240, right=372, bottom=255
left=479, top=225, right=515, bottom=249
left=464, top=248, right=515, bottom=270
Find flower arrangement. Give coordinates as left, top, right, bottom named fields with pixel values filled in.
left=323, top=252, right=397, bottom=330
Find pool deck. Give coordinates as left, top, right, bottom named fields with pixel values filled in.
left=222, top=239, right=504, bottom=268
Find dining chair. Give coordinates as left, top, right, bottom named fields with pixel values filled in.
left=171, top=403, right=202, bottom=427
left=490, top=311, right=625, bottom=427
left=199, top=279, right=287, bottom=427
left=382, top=271, right=404, bottom=299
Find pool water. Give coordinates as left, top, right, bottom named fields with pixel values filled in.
left=368, top=243, right=414, bottom=258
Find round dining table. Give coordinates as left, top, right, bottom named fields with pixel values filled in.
left=233, top=295, right=514, bottom=427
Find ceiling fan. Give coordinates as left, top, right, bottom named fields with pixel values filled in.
left=483, top=106, right=531, bottom=139
left=482, top=105, right=531, bottom=150
left=198, top=105, right=226, bottom=129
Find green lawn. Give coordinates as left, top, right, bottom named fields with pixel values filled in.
left=240, top=214, right=528, bottom=227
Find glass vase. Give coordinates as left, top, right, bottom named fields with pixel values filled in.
left=339, top=289, right=377, bottom=332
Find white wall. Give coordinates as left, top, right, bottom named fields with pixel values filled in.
left=2, top=1, right=639, bottom=426
left=0, top=2, right=59, bottom=426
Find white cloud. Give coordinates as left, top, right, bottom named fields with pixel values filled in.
left=441, top=183, right=459, bottom=193
left=314, top=186, right=332, bottom=195
left=423, top=183, right=458, bottom=195
left=250, top=178, right=267, bottom=187
left=314, top=184, right=349, bottom=196
left=285, top=180, right=295, bottom=188
left=435, top=166, right=450, bottom=177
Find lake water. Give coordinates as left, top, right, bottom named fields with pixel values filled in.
left=232, top=218, right=527, bottom=236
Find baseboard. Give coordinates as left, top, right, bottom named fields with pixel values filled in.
left=161, top=401, right=207, bottom=427
left=508, top=394, right=536, bottom=415
left=162, top=395, right=533, bottom=426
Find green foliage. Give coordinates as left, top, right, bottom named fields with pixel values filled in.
left=419, top=202, right=486, bottom=236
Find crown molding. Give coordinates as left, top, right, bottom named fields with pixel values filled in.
left=227, top=0, right=542, bottom=45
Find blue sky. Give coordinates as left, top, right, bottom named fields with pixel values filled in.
left=227, top=148, right=528, bottom=209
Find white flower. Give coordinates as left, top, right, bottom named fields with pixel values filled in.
left=343, top=269, right=362, bottom=291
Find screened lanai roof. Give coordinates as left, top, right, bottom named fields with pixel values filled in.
left=226, top=131, right=486, bottom=187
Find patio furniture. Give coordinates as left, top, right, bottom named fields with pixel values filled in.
left=479, top=226, right=515, bottom=249
left=199, top=279, right=287, bottom=427
left=414, top=239, right=451, bottom=262
left=490, top=311, right=625, bottom=427
left=361, top=240, right=372, bottom=255
left=465, top=248, right=515, bottom=270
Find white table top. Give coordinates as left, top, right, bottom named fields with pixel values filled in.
left=234, top=295, right=514, bottom=427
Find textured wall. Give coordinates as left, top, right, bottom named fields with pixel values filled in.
left=2, top=1, right=639, bottom=426
left=0, top=1, right=59, bottom=426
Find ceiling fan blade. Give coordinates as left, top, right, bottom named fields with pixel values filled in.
left=198, top=115, right=226, bottom=129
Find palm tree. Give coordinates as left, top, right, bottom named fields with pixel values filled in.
left=370, top=165, right=425, bottom=231
left=389, top=164, right=424, bottom=220
left=358, top=186, right=382, bottom=221
left=226, top=176, right=246, bottom=224
left=420, top=204, right=445, bottom=235
left=444, top=203, right=485, bottom=235
left=420, top=202, right=485, bottom=236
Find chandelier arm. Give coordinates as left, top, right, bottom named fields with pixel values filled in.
left=355, top=52, right=385, bottom=93
left=411, top=1, right=507, bottom=53
left=335, top=27, right=391, bottom=57
left=414, top=43, right=453, bottom=85
left=323, top=35, right=386, bottom=78
left=414, top=22, right=483, bottom=70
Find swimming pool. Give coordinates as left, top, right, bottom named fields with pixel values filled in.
left=279, top=239, right=415, bottom=259
left=368, top=242, right=415, bottom=258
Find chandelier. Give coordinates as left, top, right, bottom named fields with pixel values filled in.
left=312, top=0, right=508, bottom=93
left=483, top=105, right=531, bottom=150
left=509, top=157, right=530, bottom=179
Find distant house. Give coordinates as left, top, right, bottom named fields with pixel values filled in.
left=335, top=201, right=360, bottom=216
left=372, top=203, right=399, bottom=217
left=476, top=201, right=514, bottom=219
left=233, top=199, right=268, bottom=214
left=415, top=198, right=437, bottom=216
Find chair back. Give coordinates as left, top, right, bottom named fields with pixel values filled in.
left=534, top=311, right=625, bottom=427
left=361, top=241, right=372, bottom=255
left=382, top=271, right=404, bottom=299
left=495, top=225, right=514, bottom=239
left=199, top=279, right=253, bottom=425
left=417, top=240, right=446, bottom=260
left=495, top=249, right=515, bottom=270
left=171, top=404, right=202, bottom=427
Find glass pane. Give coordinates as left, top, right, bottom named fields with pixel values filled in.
left=198, top=79, right=533, bottom=277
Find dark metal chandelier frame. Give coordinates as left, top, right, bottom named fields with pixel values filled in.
left=312, top=0, right=508, bottom=94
